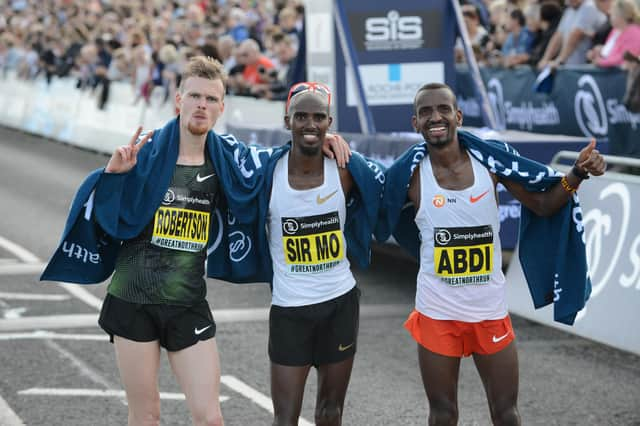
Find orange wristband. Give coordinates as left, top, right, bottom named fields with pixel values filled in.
left=560, top=176, right=578, bottom=193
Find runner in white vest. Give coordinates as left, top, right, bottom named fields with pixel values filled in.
left=267, top=82, right=359, bottom=426
left=400, top=83, right=605, bottom=425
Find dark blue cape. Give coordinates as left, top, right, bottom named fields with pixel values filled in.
left=376, top=130, right=591, bottom=325
left=41, top=117, right=383, bottom=285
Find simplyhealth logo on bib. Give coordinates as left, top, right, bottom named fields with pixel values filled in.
left=281, top=212, right=344, bottom=274
left=151, top=187, right=212, bottom=252
left=434, top=225, right=494, bottom=286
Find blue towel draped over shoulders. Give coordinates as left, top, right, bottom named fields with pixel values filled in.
left=42, top=118, right=383, bottom=287
left=376, top=130, right=591, bottom=325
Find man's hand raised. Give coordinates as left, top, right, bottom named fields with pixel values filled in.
left=105, top=127, right=154, bottom=174
left=574, top=139, right=606, bottom=178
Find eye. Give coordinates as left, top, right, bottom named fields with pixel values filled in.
left=206, top=96, right=217, bottom=103
left=418, top=107, right=433, bottom=117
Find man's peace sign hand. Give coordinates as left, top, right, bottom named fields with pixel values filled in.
left=105, top=127, right=154, bottom=174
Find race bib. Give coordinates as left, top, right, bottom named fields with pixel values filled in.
left=281, top=212, right=344, bottom=274
left=433, top=225, right=494, bottom=286
left=151, top=188, right=212, bottom=252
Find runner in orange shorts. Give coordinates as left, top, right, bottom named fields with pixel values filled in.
left=380, top=83, right=605, bottom=425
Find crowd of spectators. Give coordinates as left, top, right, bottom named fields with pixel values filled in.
left=1, top=0, right=639, bottom=111
left=0, top=0, right=306, bottom=109
left=456, top=0, right=640, bottom=71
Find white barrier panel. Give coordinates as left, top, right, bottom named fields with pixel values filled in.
left=506, top=170, right=640, bottom=355
left=222, top=95, right=284, bottom=131
left=0, top=74, right=286, bottom=155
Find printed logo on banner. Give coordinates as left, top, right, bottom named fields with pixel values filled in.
left=574, top=75, right=608, bottom=138
left=487, top=78, right=507, bottom=130
left=583, top=183, right=633, bottom=299
left=487, top=77, right=560, bottom=131
left=348, top=10, right=442, bottom=51
left=346, top=62, right=444, bottom=106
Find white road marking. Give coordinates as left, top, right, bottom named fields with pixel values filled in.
left=0, top=263, right=47, bottom=275
left=0, top=331, right=107, bottom=341
left=220, top=375, right=313, bottom=426
left=0, top=395, right=25, bottom=426
left=0, top=314, right=99, bottom=331
left=18, top=388, right=229, bottom=402
left=46, top=339, right=120, bottom=402
left=0, top=236, right=103, bottom=311
left=55, top=283, right=103, bottom=310
left=0, top=292, right=70, bottom=301
left=0, top=236, right=39, bottom=263
left=0, top=304, right=410, bottom=332
left=3, top=308, right=27, bottom=319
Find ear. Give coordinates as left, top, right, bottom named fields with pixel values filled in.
left=175, top=91, right=182, bottom=115
left=328, top=116, right=333, bottom=127
left=411, top=115, right=418, bottom=132
left=284, top=115, right=291, bottom=130
left=456, top=108, right=463, bottom=127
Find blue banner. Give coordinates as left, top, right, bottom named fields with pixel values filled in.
left=456, top=66, right=640, bottom=157
left=334, top=0, right=457, bottom=133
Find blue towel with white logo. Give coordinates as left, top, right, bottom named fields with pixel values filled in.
left=41, top=117, right=382, bottom=285
left=207, top=148, right=385, bottom=281
left=376, top=129, right=591, bottom=325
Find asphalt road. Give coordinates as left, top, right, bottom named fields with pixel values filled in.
left=0, top=127, right=638, bottom=426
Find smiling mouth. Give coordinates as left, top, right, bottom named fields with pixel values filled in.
left=428, top=125, right=447, bottom=137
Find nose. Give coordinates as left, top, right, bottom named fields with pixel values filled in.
left=428, top=111, right=443, bottom=124
left=301, top=116, right=317, bottom=129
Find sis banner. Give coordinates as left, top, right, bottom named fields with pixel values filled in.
left=333, top=0, right=457, bottom=133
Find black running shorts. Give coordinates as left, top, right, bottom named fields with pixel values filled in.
left=98, top=293, right=216, bottom=352
left=269, top=286, right=360, bottom=367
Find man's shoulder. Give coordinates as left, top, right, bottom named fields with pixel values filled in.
left=576, top=0, right=605, bottom=19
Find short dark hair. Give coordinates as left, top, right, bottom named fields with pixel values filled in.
left=510, top=9, right=526, bottom=27
left=540, top=1, right=563, bottom=23
left=413, top=83, right=457, bottom=113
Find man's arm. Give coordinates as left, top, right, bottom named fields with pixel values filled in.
left=550, top=28, right=587, bottom=66
left=537, top=31, right=563, bottom=70
left=500, top=140, right=605, bottom=216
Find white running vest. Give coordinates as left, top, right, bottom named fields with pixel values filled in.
left=268, top=152, right=355, bottom=307
left=414, top=154, right=507, bottom=322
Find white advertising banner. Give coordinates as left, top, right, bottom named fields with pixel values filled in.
left=345, top=62, right=444, bottom=107
left=507, top=169, right=640, bottom=355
